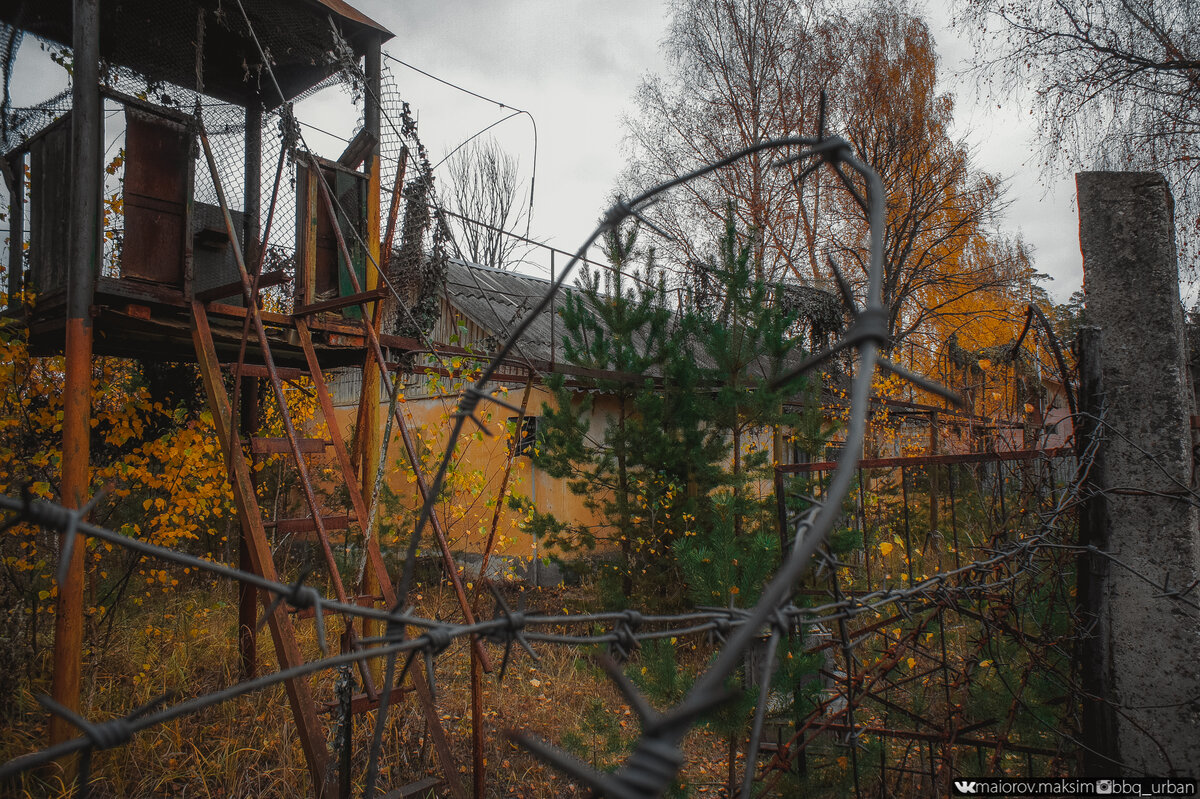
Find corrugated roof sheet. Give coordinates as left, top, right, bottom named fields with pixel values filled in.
left=443, top=259, right=563, bottom=364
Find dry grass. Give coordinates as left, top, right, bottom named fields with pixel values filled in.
left=0, top=583, right=744, bottom=798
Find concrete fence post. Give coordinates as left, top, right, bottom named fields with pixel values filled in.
left=1077, top=171, right=1200, bottom=777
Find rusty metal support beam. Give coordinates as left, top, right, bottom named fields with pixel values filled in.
left=293, top=319, right=466, bottom=799
left=200, top=123, right=382, bottom=701
left=238, top=375, right=260, bottom=679
left=360, top=30, right=385, bottom=687
left=238, top=113, right=261, bottom=684
left=50, top=0, right=101, bottom=771
left=471, top=372, right=534, bottom=799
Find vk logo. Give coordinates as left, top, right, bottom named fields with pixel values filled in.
left=954, top=782, right=978, bottom=794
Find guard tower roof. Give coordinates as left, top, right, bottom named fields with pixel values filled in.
left=0, top=0, right=393, bottom=108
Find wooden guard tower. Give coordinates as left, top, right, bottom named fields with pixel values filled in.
left=0, top=1, right=472, bottom=795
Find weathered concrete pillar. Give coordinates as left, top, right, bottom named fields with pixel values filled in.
left=1078, top=171, right=1200, bottom=777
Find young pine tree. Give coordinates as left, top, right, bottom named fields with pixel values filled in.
left=529, top=222, right=678, bottom=601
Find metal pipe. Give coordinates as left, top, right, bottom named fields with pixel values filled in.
left=51, top=0, right=101, bottom=764
left=6, top=150, right=23, bottom=311
left=237, top=99, right=263, bottom=682
left=360, top=29, right=385, bottom=685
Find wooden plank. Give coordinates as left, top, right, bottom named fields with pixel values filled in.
left=194, top=268, right=289, bottom=302
left=267, top=515, right=353, bottom=535
left=337, top=128, right=377, bottom=170
left=224, top=363, right=307, bottom=381
left=206, top=301, right=294, bottom=327
left=190, top=301, right=332, bottom=794
left=294, top=286, right=388, bottom=317
left=251, top=437, right=326, bottom=454
left=298, top=163, right=319, bottom=308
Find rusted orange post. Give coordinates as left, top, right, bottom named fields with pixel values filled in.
left=359, top=29, right=384, bottom=684
left=50, top=0, right=102, bottom=768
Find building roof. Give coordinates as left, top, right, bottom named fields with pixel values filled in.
left=0, top=0, right=392, bottom=108
left=443, top=259, right=564, bottom=366
left=441, top=259, right=828, bottom=387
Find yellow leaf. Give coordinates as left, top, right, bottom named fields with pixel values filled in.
left=906, top=657, right=916, bottom=669
left=879, top=541, right=893, bottom=556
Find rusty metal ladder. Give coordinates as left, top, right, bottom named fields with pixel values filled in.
left=189, top=122, right=466, bottom=798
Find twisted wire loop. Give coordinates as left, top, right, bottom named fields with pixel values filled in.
left=417, top=626, right=453, bottom=700
left=609, top=610, right=644, bottom=664
left=29, top=692, right=171, bottom=797
left=257, top=570, right=329, bottom=655
left=487, top=582, right=537, bottom=681
left=454, top=384, right=525, bottom=435
left=8, top=486, right=107, bottom=587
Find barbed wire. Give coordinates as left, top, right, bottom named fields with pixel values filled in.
left=0, top=98, right=1089, bottom=795
left=0, top=93, right=1078, bottom=796
left=2, top=11, right=1180, bottom=796
left=5, top=423, right=1191, bottom=792
left=0, top=461, right=1088, bottom=785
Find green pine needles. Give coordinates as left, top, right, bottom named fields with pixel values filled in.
left=526, top=205, right=827, bottom=609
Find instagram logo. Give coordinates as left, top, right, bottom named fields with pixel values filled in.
left=1096, top=780, right=1114, bottom=794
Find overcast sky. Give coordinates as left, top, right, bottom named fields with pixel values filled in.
left=6, top=0, right=1084, bottom=302
left=347, top=0, right=1084, bottom=302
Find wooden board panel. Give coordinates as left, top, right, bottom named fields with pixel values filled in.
left=123, top=108, right=190, bottom=286
left=27, top=115, right=71, bottom=295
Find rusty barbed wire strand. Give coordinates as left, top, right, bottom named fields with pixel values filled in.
left=0, top=466, right=1094, bottom=788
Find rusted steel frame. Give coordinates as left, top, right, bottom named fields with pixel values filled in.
left=311, top=159, right=492, bottom=671
left=470, top=647, right=485, bottom=799
left=777, top=446, right=1069, bottom=474
left=294, top=320, right=393, bottom=621
left=901, top=465, right=913, bottom=587
left=1010, top=304, right=1078, bottom=421
left=191, top=302, right=332, bottom=795
left=380, top=146, right=408, bottom=272
left=268, top=515, right=353, bottom=536
left=827, top=573, right=863, bottom=799
left=198, top=127, right=378, bottom=696
left=296, top=322, right=466, bottom=799
left=759, top=613, right=938, bottom=796
left=239, top=378, right=260, bottom=679
left=5, top=149, right=23, bottom=311
left=51, top=0, right=101, bottom=764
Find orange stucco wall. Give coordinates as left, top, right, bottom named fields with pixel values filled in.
left=327, top=377, right=610, bottom=572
